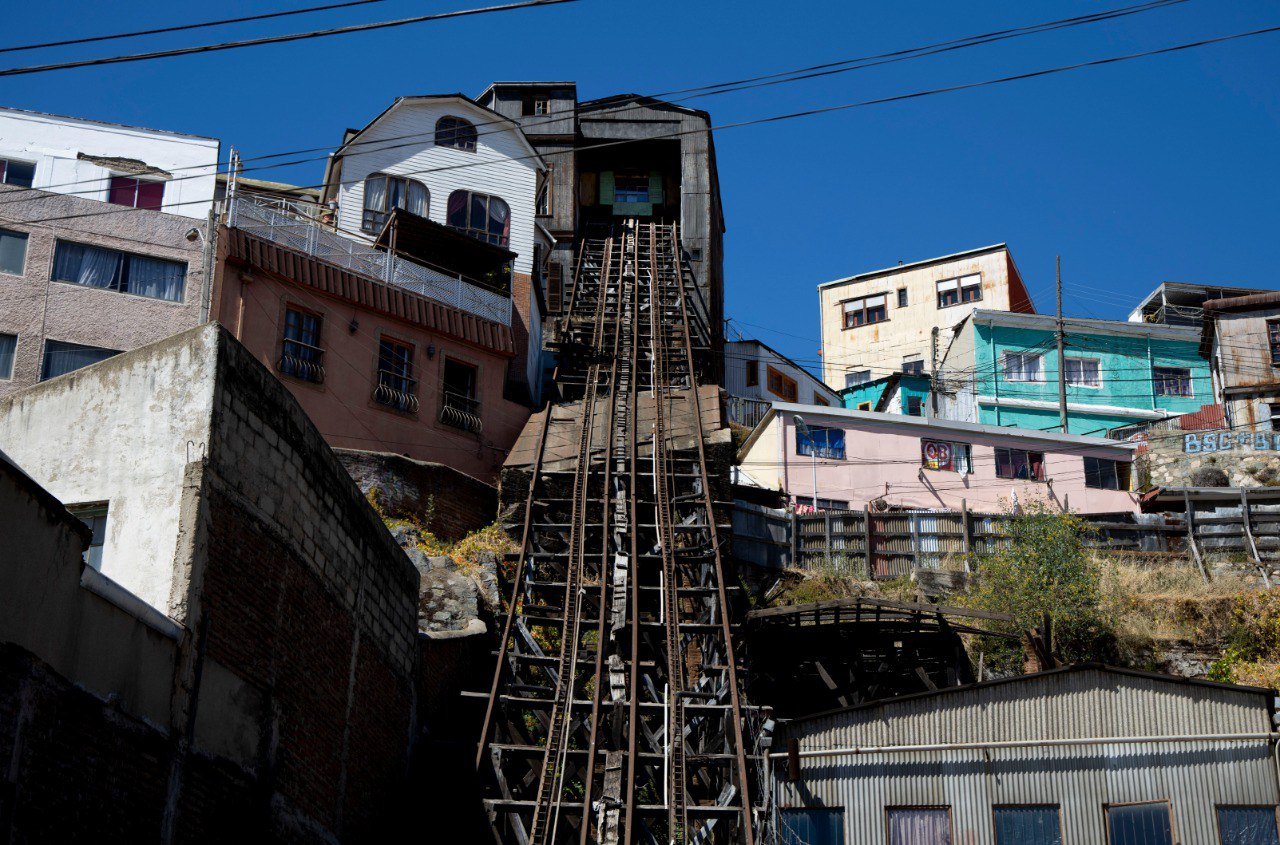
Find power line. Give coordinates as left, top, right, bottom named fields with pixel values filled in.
left=0, top=0, right=583, bottom=78
left=0, top=0, right=394, bottom=56
left=0, top=0, right=1192, bottom=205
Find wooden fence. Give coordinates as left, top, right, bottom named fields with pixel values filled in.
left=732, top=497, right=1280, bottom=581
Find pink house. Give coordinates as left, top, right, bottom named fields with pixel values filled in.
left=736, top=403, right=1140, bottom=514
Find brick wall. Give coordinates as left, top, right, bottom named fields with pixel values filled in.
left=336, top=448, right=498, bottom=541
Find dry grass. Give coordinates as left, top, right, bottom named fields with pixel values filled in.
left=1100, top=560, right=1252, bottom=645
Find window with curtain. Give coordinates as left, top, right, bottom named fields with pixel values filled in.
left=1152, top=366, right=1192, bottom=398
left=994, top=806, right=1062, bottom=845
left=888, top=808, right=952, bottom=845
left=360, top=173, right=429, bottom=233
left=1106, top=802, right=1173, bottom=845
left=780, top=809, right=844, bottom=845
left=374, top=338, right=416, bottom=412
left=40, top=339, right=119, bottom=381
left=1065, top=357, right=1101, bottom=387
left=435, top=115, right=478, bottom=151
left=842, top=294, right=888, bottom=328
left=1003, top=352, right=1044, bottom=382
left=279, top=307, right=324, bottom=383
left=936, top=274, right=981, bottom=308
left=446, top=190, right=510, bottom=247
left=52, top=241, right=186, bottom=302
left=0, top=228, right=28, bottom=275
left=0, top=158, right=36, bottom=188
left=796, top=424, right=845, bottom=460
left=0, top=333, right=15, bottom=379
left=107, top=175, right=164, bottom=210
left=1218, top=806, right=1280, bottom=845
left=995, top=447, right=1047, bottom=481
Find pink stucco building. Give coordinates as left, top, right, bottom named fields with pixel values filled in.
left=737, top=403, right=1140, bottom=514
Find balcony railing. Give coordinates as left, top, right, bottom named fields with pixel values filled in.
left=228, top=192, right=512, bottom=326
left=439, top=390, right=483, bottom=434
left=725, top=396, right=773, bottom=429
left=373, top=372, right=419, bottom=414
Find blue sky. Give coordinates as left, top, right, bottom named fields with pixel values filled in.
left=3, top=0, right=1278, bottom=376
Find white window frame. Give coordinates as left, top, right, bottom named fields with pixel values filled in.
left=1064, top=356, right=1101, bottom=389
left=842, top=293, right=889, bottom=328
left=1003, top=352, right=1044, bottom=382
left=1153, top=365, right=1193, bottom=398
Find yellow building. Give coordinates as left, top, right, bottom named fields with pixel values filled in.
left=818, top=244, right=1036, bottom=390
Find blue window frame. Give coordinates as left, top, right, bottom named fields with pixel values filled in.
left=796, top=425, right=845, bottom=460
left=780, top=809, right=843, bottom=845
left=1106, top=802, right=1173, bottom=845
left=995, top=806, right=1061, bottom=844
left=1218, top=806, right=1280, bottom=845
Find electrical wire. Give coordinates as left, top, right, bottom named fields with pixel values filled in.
left=0, top=0, right=396, bottom=56
left=0, top=0, right=583, bottom=78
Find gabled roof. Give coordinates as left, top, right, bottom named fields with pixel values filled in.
left=819, top=243, right=1009, bottom=290
left=333, top=94, right=544, bottom=165
left=578, top=92, right=711, bottom=121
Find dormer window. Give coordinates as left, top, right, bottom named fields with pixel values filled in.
left=361, top=173, right=428, bottom=234
left=447, top=190, right=510, bottom=247
left=435, top=116, right=478, bottom=152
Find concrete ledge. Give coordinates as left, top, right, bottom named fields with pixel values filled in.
left=80, top=567, right=184, bottom=641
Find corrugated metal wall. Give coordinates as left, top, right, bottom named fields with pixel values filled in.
left=774, top=668, right=1278, bottom=844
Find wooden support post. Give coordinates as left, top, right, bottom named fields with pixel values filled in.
left=960, top=498, right=973, bottom=571
left=863, top=504, right=874, bottom=580
left=786, top=738, right=801, bottom=783
left=789, top=510, right=798, bottom=570
left=1241, top=489, right=1271, bottom=587
left=824, top=510, right=833, bottom=573
left=1184, top=488, right=1211, bottom=584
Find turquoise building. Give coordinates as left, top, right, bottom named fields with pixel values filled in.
left=937, top=310, right=1211, bottom=436
left=840, top=372, right=933, bottom=416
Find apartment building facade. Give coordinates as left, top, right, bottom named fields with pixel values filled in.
left=217, top=95, right=547, bottom=482
left=737, top=402, right=1138, bottom=514
left=724, top=339, right=840, bottom=427
left=937, top=309, right=1212, bottom=437
left=0, top=107, right=219, bottom=397
left=818, top=244, right=1035, bottom=391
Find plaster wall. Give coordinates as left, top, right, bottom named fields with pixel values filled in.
left=217, top=267, right=530, bottom=482
left=820, top=248, right=1024, bottom=389
left=0, top=183, right=208, bottom=398
left=0, top=107, right=218, bottom=218
left=0, top=328, right=217, bottom=612
left=740, top=410, right=1138, bottom=513
left=0, top=456, right=177, bottom=728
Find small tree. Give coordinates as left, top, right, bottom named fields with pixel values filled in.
left=967, top=504, right=1112, bottom=672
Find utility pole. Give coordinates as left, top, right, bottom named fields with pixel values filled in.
left=1056, top=255, right=1068, bottom=433
left=930, top=325, right=940, bottom=418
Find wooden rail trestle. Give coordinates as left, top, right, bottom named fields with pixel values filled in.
left=478, top=221, right=757, bottom=844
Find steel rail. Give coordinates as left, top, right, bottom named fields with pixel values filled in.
left=670, top=221, right=757, bottom=845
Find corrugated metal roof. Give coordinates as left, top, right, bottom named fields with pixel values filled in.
left=818, top=244, right=1009, bottom=290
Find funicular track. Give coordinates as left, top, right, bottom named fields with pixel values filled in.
left=476, top=221, right=760, bottom=844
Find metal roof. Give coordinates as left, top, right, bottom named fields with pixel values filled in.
left=737, top=401, right=1139, bottom=462
left=818, top=243, right=1009, bottom=290
left=0, top=104, right=218, bottom=143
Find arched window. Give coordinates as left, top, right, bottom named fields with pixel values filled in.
left=361, top=173, right=428, bottom=233
left=435, top=116, right=478, bottom=152
left=447, top=191, right=510, bottom=247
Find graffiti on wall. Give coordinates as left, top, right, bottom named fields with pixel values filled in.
left=1184, top=431, right=1280, bottom=453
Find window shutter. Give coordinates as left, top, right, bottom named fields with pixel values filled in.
left=648, top=171, right=664, bottom=204
left=599, top=171, right=615, bottom=204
